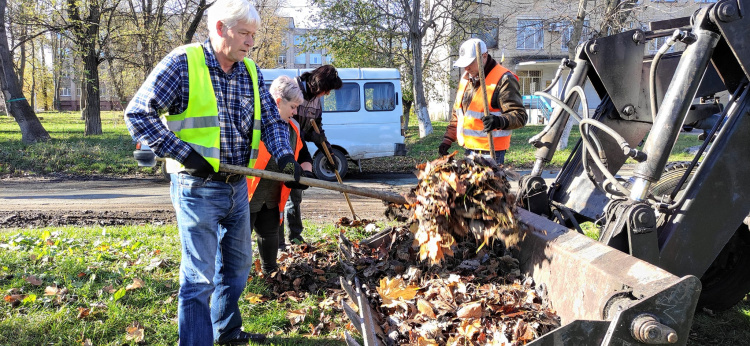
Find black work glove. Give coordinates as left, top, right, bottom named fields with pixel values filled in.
left=309, top=131, right=327, bottom=146
left=438, top=143, right=451, bottom=156
left=183, top=149, right=214, bottom=176
left=482, top=114, right=509, bottom=132
left=278, top=154, right=303, bottom=182
left=284, top=170, right=316, bottom=190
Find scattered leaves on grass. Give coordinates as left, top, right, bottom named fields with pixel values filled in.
left=286, top=309, right=307, bottom=326
left=77, top=307, right=90, bottom=319
left=244, top=292, right=265, bottom=304
left=126, top=321, right=145, bottom=342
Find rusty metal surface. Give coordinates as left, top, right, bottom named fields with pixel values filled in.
left=505, top=209, right=681, bottom=324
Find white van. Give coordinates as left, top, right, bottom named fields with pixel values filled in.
left=261, top=68, right=406, bottom=180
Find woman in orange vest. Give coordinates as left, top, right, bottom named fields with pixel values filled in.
left=247, top=75, right=315, bottom=274
left=438, top=38, right=528, bottom=164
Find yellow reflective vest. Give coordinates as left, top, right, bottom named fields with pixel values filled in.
left=164, top=43, right=261, bottom=173
left=454, top=64, right=517, bottom=151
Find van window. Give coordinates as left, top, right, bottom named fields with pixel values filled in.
left=322, top=82, right=360, bottom=112
left=364, top=82, right=396, bottom=111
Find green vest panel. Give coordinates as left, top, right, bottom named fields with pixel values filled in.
left=165, top=43, right=261, bottom=174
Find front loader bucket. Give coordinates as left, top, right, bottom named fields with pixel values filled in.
left=509, top=209, right=700, bottom=345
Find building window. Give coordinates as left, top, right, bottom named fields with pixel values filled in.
left=470, top=18, right=499, bottom=49
left=294, top=35, right=304, bottom=46
left=517, top=70, right=542, bottom=95
left=295, top=53, right=306, bottom=64
left=322, top=83, right=360, bottom=112
left=516, top=19, right=544, bottom=50
left=277, top=55, right=286, bottom=65
left=561, top=20, right=590, bottom=51
left=364, top=83, right=395, bottom=111
left=60, top=88, right=70, bottom=96
left=309, top=53, right=322, bottom=65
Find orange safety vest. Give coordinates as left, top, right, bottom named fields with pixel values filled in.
left=454, top=64, right=518, bottom=151
left=247, top=119, right=304, bottom=224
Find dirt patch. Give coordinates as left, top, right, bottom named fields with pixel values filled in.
left=0, top=209, right=176, bottom=229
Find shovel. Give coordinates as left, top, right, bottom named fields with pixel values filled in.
left=219, top=163, right=408, bottom=205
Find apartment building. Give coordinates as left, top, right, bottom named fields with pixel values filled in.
left=429, top=0, right=715, bottom=122
left=275, top=17, right=332, bottom=69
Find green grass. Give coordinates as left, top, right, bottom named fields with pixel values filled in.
left=3, top=223, right=749, bottom=345
left=0, top=112, right=148, bottom=177
left=0, top=220, right=389, bottom=345
left=1, top=112, right=704, bottom=177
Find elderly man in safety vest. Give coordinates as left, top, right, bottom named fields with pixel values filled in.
left=438, top=38, right=528, bottom=163
left=124, top=0, right=302, bottom=344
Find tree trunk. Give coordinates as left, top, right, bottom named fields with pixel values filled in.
left=82, top=43, right=102, bottom=135
left=0, top=0, right=50, bottom=143
left=40, top=40, right=48, bottom=111
left=30, top=40, right=36, bottom=111
left=184, top=0, right=211, bottom=44
left=408, top=0, right=432, bottom=138
left=402, top=98, right=412, bottom=134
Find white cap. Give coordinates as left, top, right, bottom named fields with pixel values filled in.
left=453, top=38, right=487, bottom=68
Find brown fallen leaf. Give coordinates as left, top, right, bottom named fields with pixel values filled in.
left=45, top=286, right=60, bottom=296
left=377, top=277, right=419, bottom=308
left=126, top=278, right=144, bottom=291
left=456, top=302, right=483, bottom=319
left=77, top=307, right=91, bottom=319
left=287, top=309, right=307, bottom=326
left=102, top=284, right=116, bottom=294
left=3, top=294, right=24, bottom=308
left=417, top=299, right=436, bottom=319
left=126, top=321, right=145, bottom=342
left=24, top=275, right=42, bottom=286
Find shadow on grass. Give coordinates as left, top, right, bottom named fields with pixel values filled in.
left=262, top=335, right=348, bottom=345
left=688, top=299, right=750, bottom=345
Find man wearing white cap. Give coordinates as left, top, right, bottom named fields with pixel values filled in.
left=438, top=38, right=527, bottom=163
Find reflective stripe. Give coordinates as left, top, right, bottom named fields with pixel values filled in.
left=190, top=143, right=221, bottom=159
left=167, top=116, right=220, bottom=132
left=463, top=128, right=512, bottom=137
left=463, top=109, right=502, bottom=120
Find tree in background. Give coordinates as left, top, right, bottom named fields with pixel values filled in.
left=0, top=0, right=50, bottom=143
left=309, top=0, right=478, bottom=138
left=253, top=0, right=287, bottom=68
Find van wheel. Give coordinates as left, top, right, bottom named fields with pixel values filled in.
left=313, top=148, right=347, bottom=181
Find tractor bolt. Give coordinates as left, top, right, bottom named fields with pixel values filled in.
left=631, top=314, right=679, bottom=344
left=589, top=42, right=598, bottom=54
left=716, top=2, right=739, bottom=22
left=622, top=105, right=635, bottom=116
left=632, top=30, right=644, bottom=44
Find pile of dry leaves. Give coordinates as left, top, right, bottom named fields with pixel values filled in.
left=342, top=225, right=560, bottom=345
left=404, top=153, right=518, bottom=265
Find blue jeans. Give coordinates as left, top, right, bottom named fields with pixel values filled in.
left=170, top=173, right=253, bottom=346
left=465, top=149, right=506, bottom=164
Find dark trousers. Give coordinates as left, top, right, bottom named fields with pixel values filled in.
left=465, top=149, right=506, bottom=164
left=250, top=204, right=280, bottom=274
left=280, top=188, right=304, bottom=246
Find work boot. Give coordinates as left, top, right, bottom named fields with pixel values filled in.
left=217, top=331, right=267, bottom=345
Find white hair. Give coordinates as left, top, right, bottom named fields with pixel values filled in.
left=207, top=0, right=260, bottom=36
left=270, top=75, right=304, bottom=104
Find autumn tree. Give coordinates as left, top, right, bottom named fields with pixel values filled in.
left=0, top=0, right=50, bottom=143
left=310, top=0, right=479, bottom=138
left=252, top=0, right=287, bottom=68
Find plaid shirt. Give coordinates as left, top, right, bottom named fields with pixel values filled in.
left=124, top=39, right=292, bottom=166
